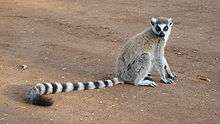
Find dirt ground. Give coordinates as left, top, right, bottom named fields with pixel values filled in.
left=0, top=0, right=219, bottom=124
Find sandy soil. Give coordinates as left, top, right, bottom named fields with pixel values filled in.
left=0, top=0, right=219, bottom=124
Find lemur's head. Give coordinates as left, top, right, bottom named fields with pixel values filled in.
left=151, top=17, right=173, bottom=38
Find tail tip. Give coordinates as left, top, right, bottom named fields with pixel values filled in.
left=26, top=86, right=54, bottom=106
left=26, top=94, right=54, bottom=106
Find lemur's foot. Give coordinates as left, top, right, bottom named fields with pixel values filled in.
left=137, top=78, right=157, bottom=87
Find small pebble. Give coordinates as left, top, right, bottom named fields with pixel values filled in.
left=186, top=56, right=192, bottom=59
left=176, top=52, right=182, bottom=55
left=193, top=50, right=197, bottom=53
left=18, top=65, right=28, bottom=70
left=111, top=104, right=116, bottom=107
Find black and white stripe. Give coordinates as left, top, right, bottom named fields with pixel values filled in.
left=36, top=79, right=119, bottom=95
left=26, top=78, right=122, bottom=106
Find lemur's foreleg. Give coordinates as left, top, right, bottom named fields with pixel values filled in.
left=163, top=57, right=176, bottom=80
left=156, top=56, right=175, bottom=84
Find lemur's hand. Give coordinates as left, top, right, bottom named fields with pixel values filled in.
left=167, top=72, right=177, bottom=81
left=160, top=72, right=177, bottom=84
left=161, top=78, right=174, bottom=84
left=164, top=65, right=177, bottom=81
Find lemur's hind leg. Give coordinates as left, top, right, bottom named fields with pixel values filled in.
left=128, top=53, right=157, bottom=87
left=145, top=61, right=154, bottom=78
left=135, top=70, right=157, bottom=87
left=141, top=63, right=157, bottom=87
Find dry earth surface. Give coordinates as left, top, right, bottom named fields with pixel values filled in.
left=0, top=0, right=219, bottom=124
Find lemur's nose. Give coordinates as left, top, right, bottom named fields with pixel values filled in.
left=159, top=32, right=165, bottom=37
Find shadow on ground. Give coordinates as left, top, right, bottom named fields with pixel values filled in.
left=2, top=84, right=32, bottom=104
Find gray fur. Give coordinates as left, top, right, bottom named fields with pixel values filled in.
left=117, top=17, right=176, bottom=86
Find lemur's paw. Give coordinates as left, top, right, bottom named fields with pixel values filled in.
left=148, top=81, right=158, bottom=87
left=137, top=80, right=157, bottom=87
left=166, top=72, right=177, bottom=81
left=172, top=72, right=177, bottom=80
left=171, top=72, right=177, bottom=80
left=161, top=78, right=174, bottom=84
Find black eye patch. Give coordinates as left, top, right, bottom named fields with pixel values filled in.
left=155, top=25, right=161, bottom=32
left=163, top=26, right=168, bottom=31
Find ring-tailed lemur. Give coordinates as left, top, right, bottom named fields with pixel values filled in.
left=26, top=17, right=176, bottom=106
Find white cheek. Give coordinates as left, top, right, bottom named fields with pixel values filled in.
left=164, top=29, right=171, bottom=41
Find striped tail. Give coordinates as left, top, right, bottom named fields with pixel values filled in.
left=25, top=78, right=123, bottom=106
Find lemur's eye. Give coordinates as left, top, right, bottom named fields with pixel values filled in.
left=163, top=26, right=168, bottom=31
left=155, top=25, right=161, bottom=32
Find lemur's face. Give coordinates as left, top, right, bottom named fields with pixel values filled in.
left=151, top=17, right=173, bottom=39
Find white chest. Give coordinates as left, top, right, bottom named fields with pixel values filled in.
left=151, top=40, right=166, bottom=60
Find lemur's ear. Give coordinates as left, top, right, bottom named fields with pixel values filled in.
left=168, top=17, right=173, bottom=26
left=151, top=17, right=157, bottom=26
